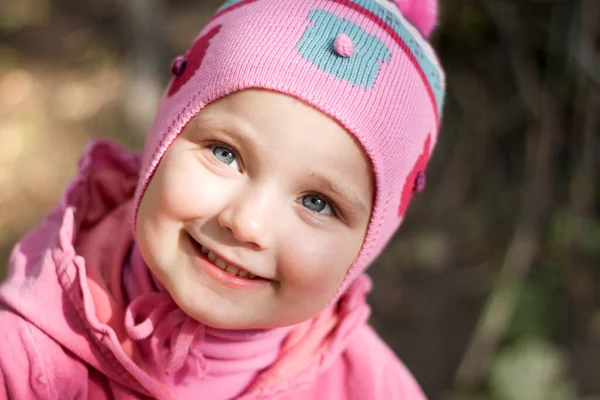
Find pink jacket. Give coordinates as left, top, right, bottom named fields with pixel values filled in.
left=0, top=140, right=426, bottom=399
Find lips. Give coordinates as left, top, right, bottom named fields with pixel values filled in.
left=188, top=235, right=265, bottom=281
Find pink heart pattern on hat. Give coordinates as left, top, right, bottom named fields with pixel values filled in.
left=398, top=133, right=431, bottom=216
left=167, top=24, right=223, bottom=97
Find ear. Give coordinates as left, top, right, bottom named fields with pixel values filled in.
left=393, top=0, right=439, bottom=38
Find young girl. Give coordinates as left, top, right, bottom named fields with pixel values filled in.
left=0, top=0, right=444, bottom=398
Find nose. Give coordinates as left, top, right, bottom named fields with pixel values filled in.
left=217, top=185, right=275, bottom=250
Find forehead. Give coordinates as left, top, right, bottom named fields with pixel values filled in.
left=198, top=90, right=367, bottom=161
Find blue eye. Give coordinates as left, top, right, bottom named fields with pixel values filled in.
left=211, top=145, right=240, bottom=169
left=300, top=194, right=334, bottom=215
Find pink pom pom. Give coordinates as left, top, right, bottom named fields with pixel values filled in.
left=333, top=33, right=354, bottom=57
left=393, top=0, right=439, bottom=38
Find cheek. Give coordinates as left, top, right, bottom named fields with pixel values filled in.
left=155, top=155, right=233, bottom=221
left=279, top=228, right=360, bottom=293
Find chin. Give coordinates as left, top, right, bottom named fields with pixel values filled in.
left=169, top=289, right=256, bottom=330
left=188, top=310, right=264, bottom=330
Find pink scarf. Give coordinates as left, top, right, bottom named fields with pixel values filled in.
left=122, top=245, right=293, bottom=399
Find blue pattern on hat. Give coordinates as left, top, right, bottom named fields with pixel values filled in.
left=347, top=0, right=444, bottom=110
left=297, top=9, right=391, bottom=89
left=215, top=0, right=444, bottom=110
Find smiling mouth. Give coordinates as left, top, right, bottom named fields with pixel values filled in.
left=189, top=237, right=261, bottom=280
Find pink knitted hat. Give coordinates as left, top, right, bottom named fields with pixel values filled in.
left=134, top=0, right=445, bottom=298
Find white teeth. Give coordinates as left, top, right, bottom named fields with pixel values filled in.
left=202, top=246, right=256, bottom=280
left=225, top=265, right=240, bottom=275
left=207, top=251, right=217, bottom=262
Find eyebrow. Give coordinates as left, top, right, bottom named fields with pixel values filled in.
left=310, top=173, right=368, bottom=214
left=196, top=118, right=259, bottom=147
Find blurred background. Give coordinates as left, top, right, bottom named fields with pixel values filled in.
left=1, top=0, right=599, bottom=398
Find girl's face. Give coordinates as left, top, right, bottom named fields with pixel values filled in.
left=137, top=90, right=373, bottom=329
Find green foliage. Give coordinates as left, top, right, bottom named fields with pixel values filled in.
left=504, top=271, right=563, bottom=343
left=490, top=337, right=577, bottom=400
left=438, top=3, right=489, bottom=43
left=548, top=211, right=600, bottom=257
left=579, top=218, right=600, bottom=257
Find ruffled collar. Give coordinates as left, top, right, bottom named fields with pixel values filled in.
left=122, top=244, right=293, bottom=398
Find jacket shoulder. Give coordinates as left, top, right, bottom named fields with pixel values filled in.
left=295, top=324, right=426, bottom=400
left=0, top=305, right=89, bottom=400
left=342, top=324, right=427, bottom=399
